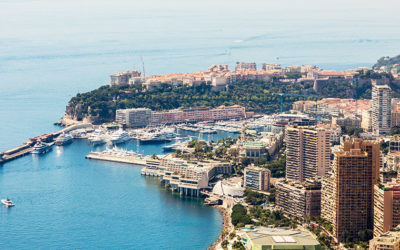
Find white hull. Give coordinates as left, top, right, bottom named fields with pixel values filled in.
left=1, top=199, right=14, bottom=207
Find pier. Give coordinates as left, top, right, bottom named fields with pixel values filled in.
left=85, top=150, right=148, bottom=166
left=0, top=123, right=93, bottom=164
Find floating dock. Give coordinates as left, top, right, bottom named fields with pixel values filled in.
left=85, top=151, right=147, bottom=166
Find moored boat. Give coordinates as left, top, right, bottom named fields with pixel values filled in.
left=30, top=140, right=52, bottom=154
left=110, top=130, right=130, bottom=144
left=55, top=133, right=73, bottom=146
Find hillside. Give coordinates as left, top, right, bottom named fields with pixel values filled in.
left=66, top=78, right=377, bottom=124
left=373, top=55, right=400, bottom=72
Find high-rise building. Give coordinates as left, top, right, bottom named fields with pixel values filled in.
left=244, top=166, right=271, bottom=192
left=276, top=181, right=321, bottom=218
left=373, top=184, right=400, bottom=237
left=321, top=139, right=380, bottom=242
left=372, top=84, right=392, bottom=135
left=285, top=126, right=331, bottom=182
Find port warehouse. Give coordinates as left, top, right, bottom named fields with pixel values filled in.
left=116, top=105, right=247, bottom=127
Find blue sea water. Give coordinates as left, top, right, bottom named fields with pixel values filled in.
left=0, top=140, right=224, bottom=249
left=1, top=0, right=400, bottom=248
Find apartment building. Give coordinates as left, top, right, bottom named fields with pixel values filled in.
left=276, top=181, right=321, bottom=218
left=374, top=184, right=400, bottom=236
left=321, top=139, right=381, bottom=242
left=369, top=231, right=400, bottom=250
left=285, top=126, right=331, bottom=182
left=261, top=63, right=282, bottom=71
left=116, top=105, right=246, bottom=126
left=244, top=166, right=271, bottom=192
left=372, top=84, right=392, bottom=135
left=152, top=105, right=246, bottom=125
left=115, top=108, right=152, bottom=127
left=235, top=62, right=257, bottom=71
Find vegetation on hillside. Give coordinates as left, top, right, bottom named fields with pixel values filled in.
left=66, top=81, right=319, bottom=123
left=66, top=69, right=398, bottom=123
left=373, top=55, right=400, bottom=72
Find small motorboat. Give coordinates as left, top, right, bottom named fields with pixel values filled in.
left=1, top=198, right=15, bottom=207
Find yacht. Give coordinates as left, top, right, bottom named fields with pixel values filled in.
left=110, top=130, right=130, bottom=144
left=89, top=129, right=106, bottom=145
left=140, top=132, right=167, bottom=143
left=31, top=140, right=52, bottom=154
left=162, top=140, right=187, bottom=152
left=55, top=133, right=73, bottom=146
left=90, top=135, right=106, bottom=145
left=1, top=198, right=15, bottom=207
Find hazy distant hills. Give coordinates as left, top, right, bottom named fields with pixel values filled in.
left=373, top=55, right=400, bottom=72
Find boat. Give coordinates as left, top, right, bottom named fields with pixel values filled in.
left=30, top=140, right=52, bottom=154
left=1, top=198, right=15, bottom=207
left=55, top=133, right=73, bottom=146
left=90, top=135, right=106, bottom=145
left=70, top=129, right=87, bottom=138
left=110, top=130, right=130, bottom=144
left=140, top=132, right=168, bottom=143
left=162, top=140, right=187, bottom=152
left=89, top=129, right=106, bottom=145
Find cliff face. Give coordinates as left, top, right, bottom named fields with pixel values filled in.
left=65, top=103, right=84, bottom=121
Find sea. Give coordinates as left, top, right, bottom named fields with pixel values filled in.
left=0, top=0, right=399, bottom=248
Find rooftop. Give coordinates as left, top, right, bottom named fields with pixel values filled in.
left=240, top=226, right=320, bottom=248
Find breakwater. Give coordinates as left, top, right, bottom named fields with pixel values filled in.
left=0, top=123, right=92, bottom=164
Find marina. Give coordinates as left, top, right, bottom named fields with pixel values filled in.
left=0, top=118, right=251, bottom=164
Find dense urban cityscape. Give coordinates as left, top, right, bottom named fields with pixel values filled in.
left=3, top=0, right=400, bottom=249
left=4, top=58, right=400, bottom=249
left=101, top=60, right=400, bottom=249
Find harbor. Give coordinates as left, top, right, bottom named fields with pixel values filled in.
left=0, top=117, right=248, bottom=165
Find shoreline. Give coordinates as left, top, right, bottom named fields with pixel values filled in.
left=208, top=203, right=232, bottom=250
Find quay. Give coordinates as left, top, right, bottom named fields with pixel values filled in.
left=85, top=151, right=148, bottom=166
left=0, top=123, right=93, bottom=164
left=0, top=141, right=34, bottom=163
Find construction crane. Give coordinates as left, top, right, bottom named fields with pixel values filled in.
left=140, top=55, right=146, bottom=79
left=272, top=92, right=319, bottom=113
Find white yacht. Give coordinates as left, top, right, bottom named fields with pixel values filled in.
left=1, top=198, right=15, bottom=207
left=162, top=140, right=188, bottom=152
left=55, top=133, right=73, bottom=146
left=89, top=129, right=106, bottom=145
left=90, top=135, right=106, bottom=145
left=110, top=130, right=130, bottom=144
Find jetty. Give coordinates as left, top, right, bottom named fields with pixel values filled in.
left=0, top=123, right=93, bottom=164
left=85, top=148, right=148, bottom=166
